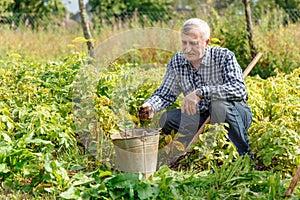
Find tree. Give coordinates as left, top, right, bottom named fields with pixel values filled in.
left=243, top=0, right=257, bottom=59
left=88, top=0, right=174, bottom=27
left=0, top=0, right=66, bottom=29
left=253, top=0, right=300, bottom=22
left=78, top=0, right=95, bottom=60
left=253, top=0, right=299, bottom=9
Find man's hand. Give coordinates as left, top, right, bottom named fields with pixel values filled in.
left=181, top=90, right=201, bottom=115
left=138, top=102, right=154, bottom=120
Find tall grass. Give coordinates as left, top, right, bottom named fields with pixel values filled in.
left=0, top=27, right=85, bottom=61
left=209, top=7, right=299, bottom=78
left=0, top=7, right=298, bottom=78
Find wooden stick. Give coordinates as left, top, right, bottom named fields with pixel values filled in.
left=284, top=165, right=300, bottom=197
left=243, top=52, right=263, bottom=78
left=186, top=52, right=262, bottom=150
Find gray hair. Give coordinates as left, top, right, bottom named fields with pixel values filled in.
left=181, top=18, right=210, bottom=40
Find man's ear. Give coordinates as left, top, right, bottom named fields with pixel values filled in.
left=206, top=38, right=210, bottom=46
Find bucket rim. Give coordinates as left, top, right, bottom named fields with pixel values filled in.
left=111, top=128, right=161, bottom=141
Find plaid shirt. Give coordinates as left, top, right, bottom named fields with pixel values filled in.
left=145, top=46, right=248, bottom=113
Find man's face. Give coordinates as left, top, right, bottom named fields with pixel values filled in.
left=181, top=31, right=209, bottom=63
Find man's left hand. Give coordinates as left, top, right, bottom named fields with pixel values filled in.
left=181, top=91, right=201, bottom=115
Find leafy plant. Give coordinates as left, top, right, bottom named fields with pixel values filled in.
left=246, top=68, right=300, bottom=174
left=0, top=53, right=86, bottom=195
left=1, top=34, right=300, bottom=198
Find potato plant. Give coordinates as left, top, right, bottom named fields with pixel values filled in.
left=0, top=53, right=84, bottom=195
left=0, top=54, right=299, bottom=199
left=246, top=69, right=300, bottom=174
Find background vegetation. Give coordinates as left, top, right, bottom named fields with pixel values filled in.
left=0, top=0, right=299, bottom=199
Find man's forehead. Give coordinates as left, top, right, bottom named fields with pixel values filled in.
left=181, top=32, right=201, bottom=40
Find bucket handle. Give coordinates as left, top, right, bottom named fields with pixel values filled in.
left=141, top=131, right=147, bottom=142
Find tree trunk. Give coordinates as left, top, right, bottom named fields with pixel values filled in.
left=78, top=0, right=95, bottom=60
left=284, top=165, right=300, bottom=197
left=242, top=0, right=257, bottom=59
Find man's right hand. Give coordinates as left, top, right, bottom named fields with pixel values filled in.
left=181, top=90, right=201, bottom=115
left=138, top=103, right=154, bottom=120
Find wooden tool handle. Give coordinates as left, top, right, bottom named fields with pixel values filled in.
left=243, top=52, right=262, bottom=78
left=284, top=165, right=300, bottom=197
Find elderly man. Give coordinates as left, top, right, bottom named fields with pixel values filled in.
left=139, top=18, right=253, bottom=158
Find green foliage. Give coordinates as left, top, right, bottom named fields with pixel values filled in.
left=0, top=55, right=81, bottom=151
left=60, top=171, right=156, bottom=199
left=95, top=63, right=163, bottom=131
left=59, top=156, right=299, bottom=199
left=89, top=0, right=174, bottom=28
left=1, top=4, right=298, bottom=79
left=0, top=0, right=13, bottom=13
left=0, top=0, right=65, bottom=13
left=0, top=53, right=85, bottom=195
left=0, top=0, right=66, bottom=29
left=253, top=23, right=299, bottom=77
left=178, top=123, right=240, bottom=171
left=176, top=69, right=300, bottom=176
left=1, top=48, right=300, bottom=198
left=89, top=0, right=173, bottom=16
left=218, top=20, right=251, bottom=72
left=207, top=6, right=299, bottom=78
left=246, top=68, right=300, bottom=174
left=203, top=6, right=251, bottom=72
left=254, top=0, right=300, bottom=10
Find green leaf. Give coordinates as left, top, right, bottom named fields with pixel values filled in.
left=73, top=176, right=95, bottom=186
left=99, top=170, right=112, bottom=178
left=0, top=163, right=10, bottom=173
left=137, top=184, right=159, bottom=200
left=1, top=132, right=12, bottom=143
left=24, top=138, right=54, bottom=146
left=60, top=187, right=81, bottom=199
left=173, top=141, right=185, bottom=152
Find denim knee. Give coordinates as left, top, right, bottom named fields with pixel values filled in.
left=209, top=100, right=230, bottom=124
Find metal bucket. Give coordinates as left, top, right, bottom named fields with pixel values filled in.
left=111, top=128, right=160, bottom=178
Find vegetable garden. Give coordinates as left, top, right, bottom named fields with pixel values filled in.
left=0, top=4, right=300, bottom=200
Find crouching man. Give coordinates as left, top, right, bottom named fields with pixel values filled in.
left=139, top=18, right=253, bottom=158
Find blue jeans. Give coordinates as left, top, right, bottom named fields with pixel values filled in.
left=159, top=100, right=253, bottom=156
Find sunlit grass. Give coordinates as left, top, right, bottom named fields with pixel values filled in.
left=0, top=27, right=86, bottom=61
left=0, top=9, right=298, bottom=78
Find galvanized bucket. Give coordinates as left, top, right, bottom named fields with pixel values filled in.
left=111, top=128, right=160, bottom=178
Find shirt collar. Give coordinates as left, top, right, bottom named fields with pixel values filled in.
left=200, top=46, right=211, bottom=67
left=180, top=51, right=190, bottom=66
